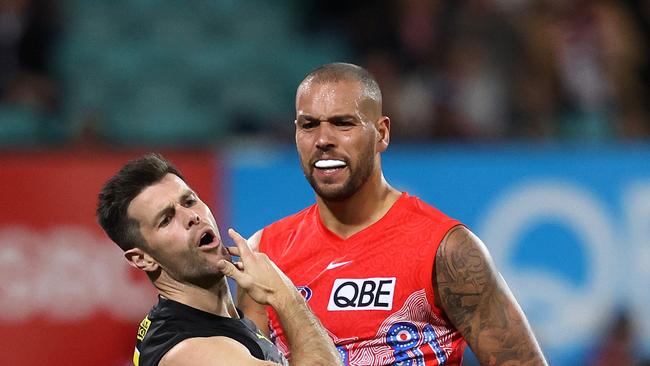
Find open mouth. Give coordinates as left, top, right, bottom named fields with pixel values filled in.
left=198, top=231, right=215, bottom=247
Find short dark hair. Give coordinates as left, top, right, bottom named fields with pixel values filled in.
left=97, top=153, right=184, bottom=251
left=299, top=62, right=382, bottom=104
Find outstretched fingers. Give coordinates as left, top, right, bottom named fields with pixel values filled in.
left=226, top=246, right=241, bottom=257
left=218, top=228, right=263, bottom=291
left=228, top=228, right=253, bottom=260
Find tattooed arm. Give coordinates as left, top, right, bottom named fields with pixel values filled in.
left=434, top=226, right=548, bottom=366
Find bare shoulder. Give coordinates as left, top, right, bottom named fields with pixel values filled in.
left=247, top=229, right=264, bottom=252
left=160, top=336, right=279, bottom=366
left=434, top=225, right=548, bottom=365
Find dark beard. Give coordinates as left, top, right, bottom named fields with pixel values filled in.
left=184, top=270, right=225, bottom=288
left=303, top=139, right=375, bottom=202
left=164, top=247, right=229, bottom=288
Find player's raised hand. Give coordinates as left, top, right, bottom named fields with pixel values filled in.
left=217, top=228, right=298, bottom=306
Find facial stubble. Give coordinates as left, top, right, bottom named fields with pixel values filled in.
left=302, top=136, right=376, bottom=202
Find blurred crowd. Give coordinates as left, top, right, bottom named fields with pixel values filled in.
left=304, top=0, right=650, bottom=142
left=1, top=0, right=650, bottom=147
left=0, top=0, right=62, bottom=146
left=0, top=0, right=57, bottom=112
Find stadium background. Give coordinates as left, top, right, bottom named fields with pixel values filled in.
left=1, top=1, right=649, bottom=365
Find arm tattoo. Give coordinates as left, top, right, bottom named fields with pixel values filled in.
left=435, top=226, right=547, bottom=365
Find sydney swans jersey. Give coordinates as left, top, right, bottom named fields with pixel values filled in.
left=259, top=193, right=466, bottom=366
left=133, top=297, right=288, bottom=366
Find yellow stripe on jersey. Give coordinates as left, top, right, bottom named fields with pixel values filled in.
left=133, top=346, right=140, bottom=366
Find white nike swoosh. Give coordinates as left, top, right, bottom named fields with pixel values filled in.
left=326, top=260, right=353, bottom=270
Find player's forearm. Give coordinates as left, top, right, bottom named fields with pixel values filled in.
left=270, top=291, right=342, bottom=366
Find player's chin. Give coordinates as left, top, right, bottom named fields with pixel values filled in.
left=310, top=170, right=347, bottom=185
left=315, top=185, right=353, bottom=201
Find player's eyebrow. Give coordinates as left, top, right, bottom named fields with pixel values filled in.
left=151, top=190, right=194, bottom=226
left=328, top=115, right=357, bottom=123
left=297, top=114, right=357, bottom=122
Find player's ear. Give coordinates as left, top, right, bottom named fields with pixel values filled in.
left=376, top=116, right=390, bottom=153
left=125, top=248, right=159, bottom=272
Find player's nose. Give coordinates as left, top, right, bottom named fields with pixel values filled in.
left=315, top=122, right=336, bottom=150
left=181, top=206, right=200, bottom=229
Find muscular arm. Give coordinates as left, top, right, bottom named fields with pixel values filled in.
left=434, top=226, right=547, bottom=366
left=268, top=280, right=340, bottom=366
left=220, top=229, right=341, bottom=366
left=238, top=230, right=271, bottom=337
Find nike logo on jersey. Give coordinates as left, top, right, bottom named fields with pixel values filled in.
left=326, top=260, right=353, bottom=270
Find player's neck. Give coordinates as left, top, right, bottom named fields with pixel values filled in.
left=317, top=172, right=401, bottom=239
left=155, top=275, right=239, bottom=318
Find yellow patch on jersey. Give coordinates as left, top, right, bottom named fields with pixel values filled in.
left=137, top=316, right=151, bottom=341
left=133, top=346, right=140, bottom=366
left=256, top=331, right=271, bottom=343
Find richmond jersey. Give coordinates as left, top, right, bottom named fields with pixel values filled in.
left=259, top=193, right=466, bottom=366
left=133, top=296, right=287, bottom=366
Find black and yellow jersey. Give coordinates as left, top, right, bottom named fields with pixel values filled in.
left=133, top=296, right=287, bottom=366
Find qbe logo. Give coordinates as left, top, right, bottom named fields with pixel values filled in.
left=327, top=277, right=396, bottom=311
